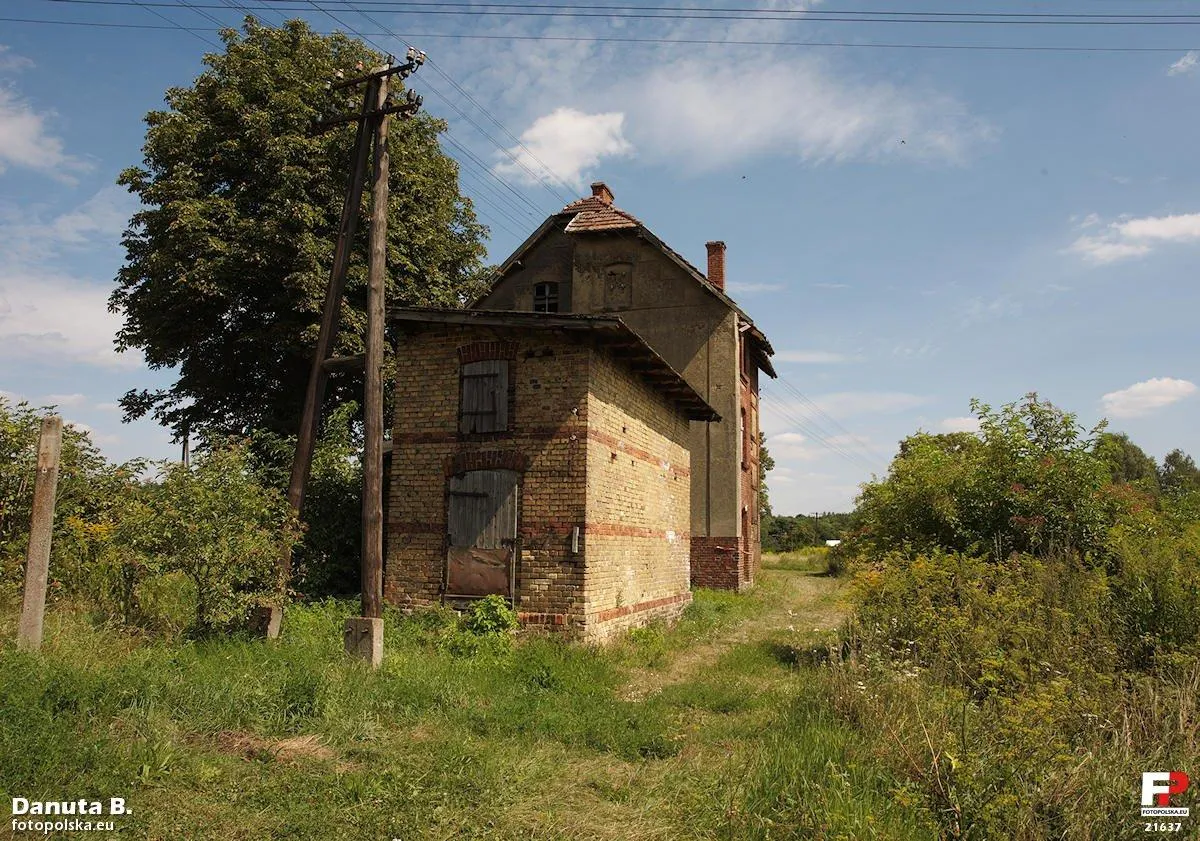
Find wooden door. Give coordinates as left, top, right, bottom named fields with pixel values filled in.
left=446, top=469, right=519, bottom=598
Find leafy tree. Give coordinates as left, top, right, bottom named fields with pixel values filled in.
left=0, top=397, right=140, bottom=593
left=244, top=401, right=363, bottom=596
left=111, top=19, right=489, bottom=442
left=1094, top=432, right=1159, bottom=494
left=856, top=394, right=1114, bottom=559
left=758, top=433, right=774, bottom=521
left=1159, top=448, right=1200, bottom=495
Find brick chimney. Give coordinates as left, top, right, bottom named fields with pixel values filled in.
left=590, top=181, right=614, bottom=205
left=706, top=241, right=726, bottom=292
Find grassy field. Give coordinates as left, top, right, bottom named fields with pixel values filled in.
left=1, top=552, right=940, bottom=840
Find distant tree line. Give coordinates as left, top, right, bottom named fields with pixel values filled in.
left=762, top=512, right=859, bottom=552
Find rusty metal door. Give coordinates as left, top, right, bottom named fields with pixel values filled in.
left=446, top=469, right=519, bottom=598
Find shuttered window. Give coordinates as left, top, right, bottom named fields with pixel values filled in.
left=460, top=359, right=509, bottom=433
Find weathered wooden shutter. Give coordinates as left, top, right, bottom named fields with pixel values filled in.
left=446, top=469, right=519, bottom=597
left=460, top=360, right=508, bottom=433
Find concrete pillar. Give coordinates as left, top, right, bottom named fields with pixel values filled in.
left=18, top=416, right=63, bottom=651
left=344, top=616, right=383, bottom=668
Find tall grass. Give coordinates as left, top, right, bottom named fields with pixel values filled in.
left=0, top=579, right=934, bottom=840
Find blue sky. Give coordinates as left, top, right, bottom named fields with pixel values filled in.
left=1, top=1, right=1198, bottom=515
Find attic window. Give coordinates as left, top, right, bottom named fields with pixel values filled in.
left=533, top=282, right=559, bottom=313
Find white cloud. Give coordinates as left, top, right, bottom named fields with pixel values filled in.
left=1066, top=211, right=1200, bottom=264
left=1, top=186, right=134, bottom=260
left=810, top=391, right=928, bottom=418
left=39, top=393, right=88, bottom=408
left=0, top=86, right=89, bottom=179
left=95, top=402, right=122, bottom=412
left=813, top=282, right=850, bottom=290
left=775, top=350, right=859, bottom=364
left=892, top=340, right=936, bottom=359
left=0, top=267, right=138, bottom=369
left=765, top=430, right=822, bottom=461
left=629, top=56, right=992, bottom=170
left=453, top=5, right=990, bottom=185
left=939, top=416, right=981, bottom=433
left=1168, top=51, right=1199, bottom=76
left=961, top=295, right=1021, bottom=325
left=1113, top=213, right=1200, bottom=243
left=725, top=281, right=783, bottom=294
left=496, top=108, right=632, bottom=188
left=0, top=45, right=34, bottom=73
left=1101, top=378, right=1198, bottom=419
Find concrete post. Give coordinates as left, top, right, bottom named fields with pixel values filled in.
left=18, top=415, right=63, bottom=651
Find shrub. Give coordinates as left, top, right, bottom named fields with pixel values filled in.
left=462, top=594, right=519, bottom=637
left=0, top=397, right=142, bottom=598
left=854, top=394, right=1115, bottom=561
left=112, top=444, right=301, bottom=634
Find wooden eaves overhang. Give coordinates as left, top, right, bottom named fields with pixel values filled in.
left=388, top=307, right=721, bottom=423
left=475, top=207, right=777, bottom=380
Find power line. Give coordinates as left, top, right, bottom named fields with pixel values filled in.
left=771, top=376, right=892, bottom=467
left=297, top=0, right=567, bottom=214
left=125, top=0, right=222, bottom=46
left=334, top=3, right=578, bottom=204
left=760, top=394, right=877, bottom=474
left=760, top=387, right=878, bottom=472
left=44, top=1, right=1200, bottom=26
left=252, top=1, right=1200, bottom=19
left=10, top=16, right=1199, bottom=52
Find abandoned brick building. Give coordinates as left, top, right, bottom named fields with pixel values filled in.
left=383, top=308, right=719, bottom=641
left=474, top=183, right=777, bottom=590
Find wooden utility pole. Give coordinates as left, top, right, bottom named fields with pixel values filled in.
left=18, top=415, right=63, bottom=651
left=282, top=50, right=426, bottom=594
left=283, top=76, right=380, bottom=579
left=276, top=49, right=424, bottom=657
left=361, top=73, right=390, bottom=622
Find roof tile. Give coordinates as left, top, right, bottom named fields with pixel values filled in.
left=561, top=196, right=640, bottom=232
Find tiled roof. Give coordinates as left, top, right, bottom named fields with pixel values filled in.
left=561, top=196, right=640, bottom=233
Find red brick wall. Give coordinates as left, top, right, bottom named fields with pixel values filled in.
left=690, top=536, right=742, bottom=590
left=738, top=362, right=762, bottom=588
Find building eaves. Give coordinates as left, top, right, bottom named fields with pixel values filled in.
left=388, top=307, right=721, bottom=422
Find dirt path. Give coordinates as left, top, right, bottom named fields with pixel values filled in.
left=622, top=558, right=848, bottom=701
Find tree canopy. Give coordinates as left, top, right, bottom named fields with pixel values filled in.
left=111, top=19, right=489, bottom=441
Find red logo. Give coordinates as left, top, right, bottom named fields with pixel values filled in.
left=1142, top=771, right=1190, bottom=817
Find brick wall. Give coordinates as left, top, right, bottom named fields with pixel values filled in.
left=738, top=362, right=762, bottom=589
left=385, top=323, right=694, bottom=641
left=385, top=325, right=590, bottom=624
left=581, top=350, right=693, bottom=641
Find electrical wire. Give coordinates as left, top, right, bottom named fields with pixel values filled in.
left=45, top=1, right=1200, bottom=26
left=771, top=375, right=892, bottom=466
left=124, top=0, right=222, bottom=45
left=11, top=15, right=1199, bottom=53
left=759, top=393, right=877, bottom=473
left=299, top=0, right=569, bottom=215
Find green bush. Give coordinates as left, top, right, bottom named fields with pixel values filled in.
left=0, top=397, right=143, bottom=599
left=462, top=594, right=519, bottom=637
left=824, top=393, right=1200, bottom=838
left=111, top=444, right=301, bottom=634
left=854, top=394, right=1115, bottom=561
